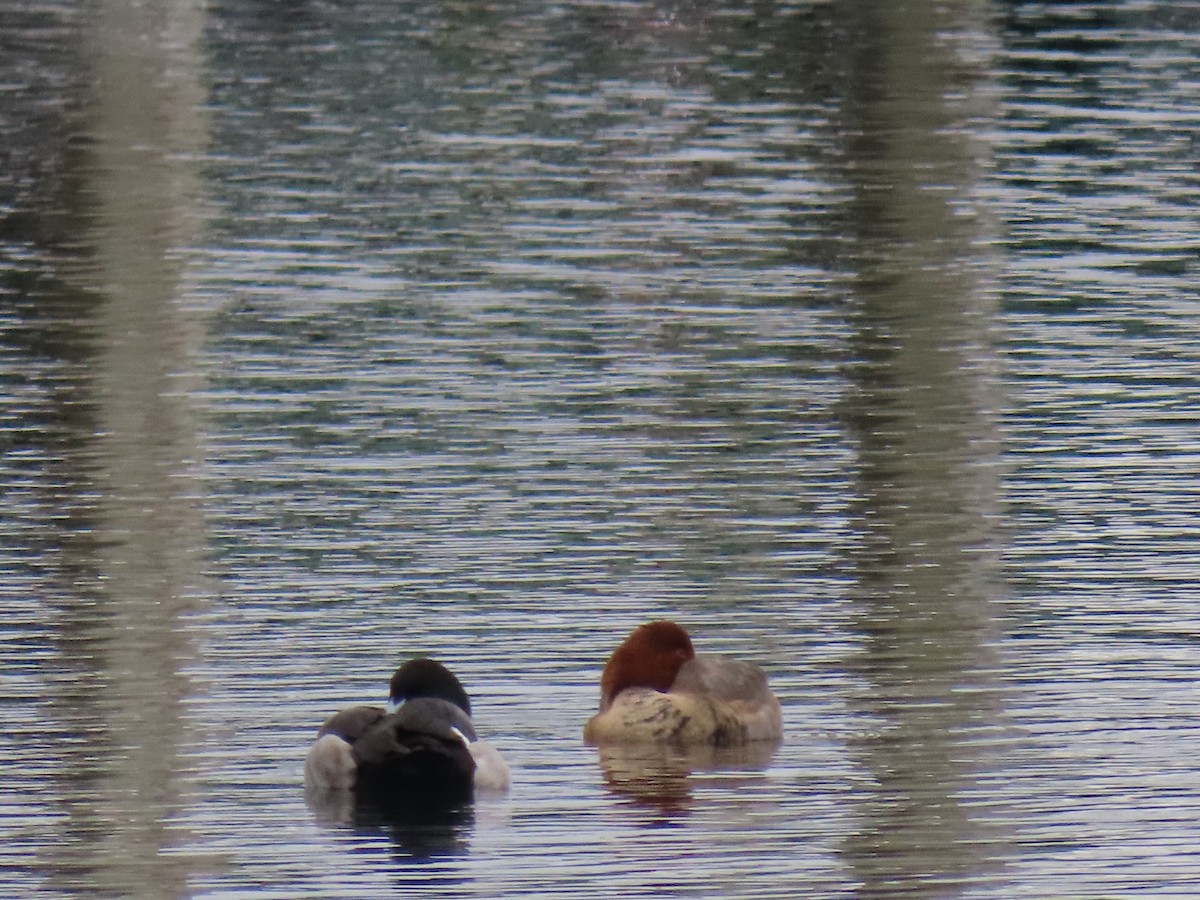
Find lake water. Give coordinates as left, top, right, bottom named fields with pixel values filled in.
left=2, top=1, right=1199, bottom=897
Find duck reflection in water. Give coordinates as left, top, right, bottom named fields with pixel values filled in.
left=351, top=794, right=476, bottom=860
left=596, top=741, right=780, bottom=816
left=585, top=621, right=782, bottom=813
left=305, top=658, right=509, bottom=854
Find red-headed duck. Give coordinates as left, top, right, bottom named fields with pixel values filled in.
left=584, top=621, right=782, bottom=745
left=305, top=658, right=509, bottom=806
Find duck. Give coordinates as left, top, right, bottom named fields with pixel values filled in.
left=583, top=620, right=782, bottom=745
left=304, top=657, right=509, bottom=806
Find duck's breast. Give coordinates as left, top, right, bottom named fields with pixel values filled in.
left=584, top=687, right=745, bottom=745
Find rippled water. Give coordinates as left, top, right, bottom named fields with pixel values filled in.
left=2, top=1, right=1199, bottom=897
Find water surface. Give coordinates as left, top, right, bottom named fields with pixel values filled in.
left=1, top=1, right=1199, bottom=897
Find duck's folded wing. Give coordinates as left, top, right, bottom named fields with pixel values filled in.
left=671, top=655, right=782, bottom=741
left=316, top=705, right=385, bottom=742
left=351, top=705, right=478, bottom=800
left=671, top=655, right=771, bottom=702
left=389, top=697, right=478, bottom=742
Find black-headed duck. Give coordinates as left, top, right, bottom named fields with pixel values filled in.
left=305, top=658, right=509, bottom=805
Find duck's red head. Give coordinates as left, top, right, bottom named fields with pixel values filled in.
left=598, top=620, right=695, bottom=711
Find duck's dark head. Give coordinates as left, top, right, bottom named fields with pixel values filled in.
left=387, top=658, right=472, bottom=717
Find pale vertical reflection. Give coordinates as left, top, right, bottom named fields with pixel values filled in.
left=832, top=2, right=1007, bottom=897
left=43, top=0, right=209, bottom=896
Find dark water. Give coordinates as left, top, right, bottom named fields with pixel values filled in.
left=2, top=1, right=1199, bottom=897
